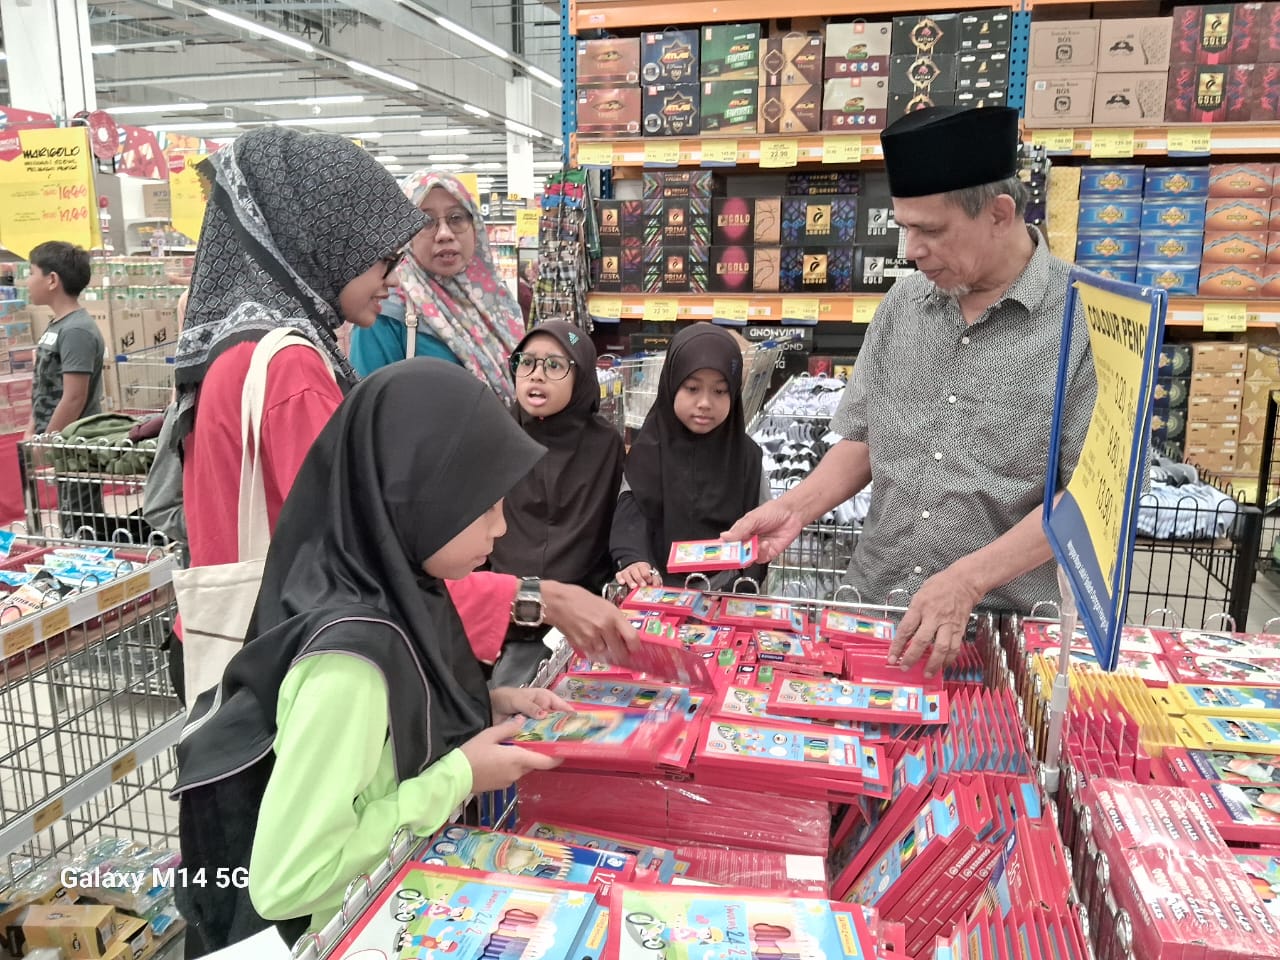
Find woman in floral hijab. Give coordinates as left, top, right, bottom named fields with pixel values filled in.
left=350, top=170, right=524, bottom=402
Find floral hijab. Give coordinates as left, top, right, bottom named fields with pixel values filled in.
left=388, top=170, right=525, bottom=402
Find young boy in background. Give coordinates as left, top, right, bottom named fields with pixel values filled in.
left=26, top=241, right=104, bottom=437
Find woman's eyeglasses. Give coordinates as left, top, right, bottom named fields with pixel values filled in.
left=510, top=352, right=574, bottom=380
left=378, top=247, right=407, bottom=279
left=424, top=211, right=474, bottom=236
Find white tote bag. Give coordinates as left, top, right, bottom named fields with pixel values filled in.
left=173, top=328, right=336, bottom=701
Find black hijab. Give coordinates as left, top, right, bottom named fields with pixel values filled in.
left=174, top=360, right=546, bottom=790
left=172, top=127, right=425, bottom=445
left=625, top=323, right=764, bottom=585
left=488, top=323, right=625, bottom=590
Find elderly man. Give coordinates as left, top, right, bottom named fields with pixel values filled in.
left=727, top=105, right=1096, bottom=676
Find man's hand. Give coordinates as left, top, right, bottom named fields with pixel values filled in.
left=616, top=561, right=662, bottom=591
left=459, top=719, right=561, bottom=793
left=721, top=500, right=806, bottom=565
left=888, top=564, right=984, bottom=679
left=542, top=580, right=640, bottom=664
left=490, top=686, right=574, bottom=723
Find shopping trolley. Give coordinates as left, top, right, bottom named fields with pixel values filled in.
left=596, top=364, right=625, bottom=435
left=764, top=523, right=861, bottom=601
left=114, top=344, right=176, bottom=415
left=740, top=339, right=786, bottom=425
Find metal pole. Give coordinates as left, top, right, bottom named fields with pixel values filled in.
left=1041, top=565, right=1078, bottom=795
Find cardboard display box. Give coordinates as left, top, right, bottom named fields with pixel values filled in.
left=1097, top=17, right=1173, bottom=72
left=959, top=8, right=1012, bottom=51
left=1024, top=74, right=1096, bottom=126
left=956, top=49, right=1010, bottom=89
left=1028, top=20, right=1100, bottom=73
left=642, top=84, right=701, bottom=137
left=761, top=32, right=823, bottom=86
left=891, top=14, right=959, bottom=57
left=700, top=81, right=759, bottom=133
left=712, top=197, right=782, bottom=245
left=1135, top=263, right=1201, bottom=295
left=642, top=30, right=699, bottom=84
left=1144, top=167, right=1211, bottom=198
left=888, top=54, right=956, bottom=96
left=578, top=38, right=641, bottom=86
left=1168, top=2, right=1280, bottom=66
left=1164, top=63, right=1254, bottom=122
left=824, top=21, right=891, bottom=78
left=758, top=83, right=822, bottom=134
left=1209, top=163, right=1276, bottom=197
left=822, top=77, right=889, bottom=131
left=779, top=246, right=856, bottom=292
left=1198, top=264, right=1265, bottom=297
left=21, top=904, right=120, bottom=959
left=576, top=88, right=641, bottom=136
left=1205, top=197, right=1270, bottom=231
left=701, top=23, right=761, bottom=81
left=1140, top=233, right=1205, bottom=263
left=780, top=196, right=858, bottom=247
left=1193, top=341, right=1248, bottom=374
left=1092, top=73, right=1168, bottom=124
left=709, top=245, right=756, bottom=293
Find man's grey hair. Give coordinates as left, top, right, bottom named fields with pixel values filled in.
left=944, top=176, right=1029, bottom=219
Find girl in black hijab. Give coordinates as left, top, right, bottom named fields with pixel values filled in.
left=171, top=360, right=569, bottom=952
left=610, top=323, right=768, bottom=590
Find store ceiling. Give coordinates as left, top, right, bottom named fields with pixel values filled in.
left=1, top=0, right=567, bottom=194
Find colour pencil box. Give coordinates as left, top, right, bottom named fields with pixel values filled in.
left=667, top=536, right=759, bottom=572
left=620, top=585, right=713, bottom=619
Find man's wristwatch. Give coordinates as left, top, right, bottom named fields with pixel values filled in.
left=511, top=577, right=545, bottom=627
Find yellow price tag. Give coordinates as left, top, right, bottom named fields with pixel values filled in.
left=111, top=751, right=139, bottom=783
left=578, top=142, right=614, bottom=167
left=1091, top=129, right=1135, bottom=159
left=783, top=298, right=820, bottom=323
left=645, top=298, right=680, bottom=322
left=713, top=299, right=749, bottom=323
left=759, top=139, right=799, bottom=169
left=852, top=297, right=882, bottom=324
left=33, top=799, right=64, bottom=833
left=644, top=141, right=681, bottom=167
left=1031, top=129, right=1076, bottom=153
left=701, top=139, right=738, bottom=165
left=822, top=136, right=863, bottom=165
left=1202, top=301, right=1248, bottom=333
left=3, top=622, right=34, bottom=658
left=516, top=209, right=539, bottom=239
left=1168, top=128, right=1212, bottom=155
left=590, top=296, right=624, bottom=319
left=41, top=606, right=70, bottom=641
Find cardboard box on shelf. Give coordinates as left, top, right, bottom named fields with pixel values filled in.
left=1144, top=167, right=1211, bottom=198
left=1236, top=442, right=1265, bottom=476
left=1079, top=165, right=1145, bottom=198
left=642, top=170, right=722, bottom=200
left=712, top=197, right=782, bottom=245
left=1191, top=373, right=1246, bottom=401
left=98, top=916, right=151, bottom=960
left=955, top=49, right=1010, bottom=89
left=1168, top=3, right=1245, bottom=65
left=1272, top=196, right=1280, bottom=231
left=760, top=32, right=823, bottom=86
left=823, top=21, right=891, bottom=78
left=779, top=246, right=855, bottom=292
left=1202, top=231, right=1268, bottom=263
left=578, top=38, right=641, bottom=86
left=758, top=83, right=822, bottom=134
left=891, top=14, right=959, bottom=57
left=1097, top=17, right=1173, bottom=72
left=1078, top=198, right=1142, bottom=231
left=1186, top=425, right=1241, bottom=456
left=1136, top=263, right=1200, bottom=295
left=1240, top=412, right=1269, bottom=444
left=1092, top=72, right=1169, bottom=124
left=1189, top=394, right=1244, bottom=422
left=753, top=246, right=782, bottom=292
left=1143, top=199, right=1208, bottom=235
left=576, top=88, right=642, bottom=136
left=1028, top=19, right=1100, bottom=73
left=954, top=87, right=1008, bottom=110
left=595, top=251, right=621, bottom=292
left=21, top=904, right=121, bottom=959
left=852, top=245, right=914, bottom=292
left=888, top=54, right=957, bottom=96
left=140, top=183, right=170, bottom=220
left=1205, top=197, right=1270, bottom=231
left=1193, top=341, right=1248, bottom=374
left=1076, top=260, right=1137, bottom=283
left=1024, top=74, right=1096, bottom=126
left=780, top=196, right=858, bottom=247
left=642, top=30, right=700, bottom=84
left=1183, top=446, right=1237, bottom=474
left=821, top=77, right=889, bottom=131
left=1209, top=162, right=1276, bottom=197
left=1077, top=234, right=1141, bottom=261
left=1247, top=347, right=1280, bottom=382
left=700, top=81, right=759, bottom=133
left=1264, top=264, right=1280, bottom=297
left=701, top=23, right=761, bottom=82
left=1164, top=63, right=1254, bottom=122
left=1140, top=233, right=1204, bottom=263
left=1198, top=264, right=1265, bottom=297
left=959, top=8, right=1012, bottom=51
left=709, top=245, right=754, bottom=292
left=642, top=84, right=701, bottom=137
left=887, top=90, right=956, bottom=123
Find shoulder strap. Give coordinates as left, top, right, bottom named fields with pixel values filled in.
left=404, top=303, right=418, bottom=360
left=237, top=328, right=337, bottom=562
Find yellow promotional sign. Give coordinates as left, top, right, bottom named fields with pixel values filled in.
left=1068, top=281, right=1154, bottom=586
left=645, top=298, right=679, bottom=322
left=0, top=127, right=98, bottom=255
left=169, top=154, right=210, bottom=244
left=516, top=209, right=540, bottom=239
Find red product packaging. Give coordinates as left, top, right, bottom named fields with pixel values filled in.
left=713, top=596, right=810, bottom=633
left=620, top=585, right=713, bottom=617
left=604, top=627, right=717, bottom=690
left=667, top=536, right=759, bottom=573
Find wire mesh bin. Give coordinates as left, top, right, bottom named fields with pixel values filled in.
left=597, top=365, right=624, bottom=435
left=764, top=524, right=861, bottom=601
left=0, top=541, right=180, bottom=892
left=618, top=352, right=664, bottom=432
left=19, top=434, right=159, bottom=543
left=114, top=344, right=176, bottom=415
left=740, top=340, right=786, bottom=425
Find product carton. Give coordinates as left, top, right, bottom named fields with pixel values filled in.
left=1200, top=231, right=1267, bottom=263
left=888, top=55, right=957, bottom=96
left=577, top=38, right=641, bottom=86
left=955, top=49, right=1010, bottom=89
left=780, top=196, right=858, bottom=247
left=1092, top=73, right=1168, bottom=124
left=824, top=21, right=892, bottom=77
left=753, top=247, right=782, bottom=292
left=779, top=246, right=856, bottom=292
left=1208, top=163, right=1275, bottom=197
left=576, top=88, right=641, bottom=137
left=1189, top=394, right=1244, bottom=423
left=1144, top=167, right=1211, bottom=198
left=1164, top=63, right=1254, bottom=122
left=700, top=81, right=759, bottom=133
left=821, top=77, right=889, bottom=131
left=712, top=197, right=782, bottom=245
left=21, top=904, right=120, bottom=959
left=1024, top=74, right=1095, bottom=126
left=709, top=245, right=755, bottom=293
left=642, top=30, right=699, bottom=84
left=701, top=23, right=761, bottom=82
left=959, top=8, right=1012, bottom=51
left=760, top=32, right=824, bottom=86
left=1205, top=197, right=1270, bottom=231
left=891, top=15, right=959, bottom=57
left=758, top=84, right=822, bottom=134
left=642, top=84, right=700, bottom=137
left=1198, top=264, right=1265, bottom=297
left=1192, top=341, right=1248, bottom=375
left=1076, top=235, right=1141, bottom=261
left=852, top=246, right=914, bottom=293
left=1139, top=234, right=1204, bottom=263
left=1135, top=263, right=1200, bottom=294
left=1028, top=20, right=1100, bottom=72
left=1142, top=199, right=1208, bottom=233
left=1097, top=18, right=1173, bottom=72
left=1079, top=165, right=1145, bottom=198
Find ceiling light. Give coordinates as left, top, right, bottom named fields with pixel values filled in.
left=145, top=121, right=242, bottom=132
left=475, top=162, right=502, bottom=171
left=347, top=131, right=384, bottom=140
left=346, top=60, right=420, bottom=91
left=384, top=164, right=405, bottom=172
left=525, top=65, right=562, bottom=90
left=91, top=44, right=118, bottom=55
left=437, top=17, right=511, bottom=62
left=375, top=155, right=400, bottom=164
left=553, top=137, right=564, bottom=147
left=463, top=105, right=491, bottom=119
left=106, top=102, right=209, bottom=115
left=533, top=161, right=563, bottom=171
left=433, top=163, right=466, bottom=172
left=428, top=153, right=469, bottom=162
left=206, top=6, right=315, bottom=53
left=419, top=128, right=470, bottom=138
left=102, top=70, right=286, bottom=88
left=505, top=119, right=541, bottom=139
left=253, top=95, right=366, bottom=107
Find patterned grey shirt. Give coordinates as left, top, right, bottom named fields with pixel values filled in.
left=831, top=229, right=1096, bottom=613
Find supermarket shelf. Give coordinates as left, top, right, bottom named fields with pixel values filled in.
left=570, top=0, right=1010, bottom=33
left=587, top=294, right=1280, bottom=328
left=1027, top=124, right=1280, bottom=158
left=575, top=133, right=883, bottom=169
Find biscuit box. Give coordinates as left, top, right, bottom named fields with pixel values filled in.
left=779, top=246, right=856, bottom=292
left=824, top=21, right=892, bottom=77
left=701, top=23, right=761, bottom=81
left=822, top=77, right=889, bottom=131
left=661, top=200, right=691, bottom=244
left=642, top=30, right=699, bottom=84
left=642, top=170, right=722, bottom=199
left=1079, top=165, right=1145, bottom=197
left=758, top=83, right=822, bottom=134
left=1076, top=234, right=1141, bottom=261
left=595, top=251, right=621, bottom=291
left=753, top=246, right=782, bottom=292
left=700, top=81, right=759, bottom=133
left=959, top=8, right=1012, bottom=51
left=577, top=38, right=641, bottom=86
left=1252, top=61, right=1280, bottom=120
left=1136, top=262, right=1201, bottom=294
left=888, top=54, right=957, bottom=96
left=576, top=88, right=641, bottom=136
left=1198, top=264, right=1265, bottom=297
left=661, top=246, right=692, bottom=292
left=1205, top=197, right=1270, bottom=231
left=597, top=200, right=621, bottom=246
left=1208, top=163, right=1276, bottom=197
left=1077, top=198, right=1143, bottom=231
left=892, top=14, right=960, bottom=56
left=1075, top=260, right=1138, bottom=283
left=1201, top=231, right=1268, bottom=263
left=642, top=84, right=701, bottom=136
left=1164, top=63, right=1254, bottom=121
left=760, top=32, right=824, bottom=86
left=1028, top=19, right=1101, bottom=72
left=1139, top=233, right=1205, bottom=263
left=1159, top=344, right=1193, bottom=377
left=785, top=171, right=861, bottom=196
left=1141, top=199, right=1208, bottom=233
left=1143, top=167, right=1211, bottom=198
left=953, top=87, right=1007, bottom=110
left=1169, top=2, right=1280, bottom=65
left=1096, top=17, right=1173, bottom=72
left=780, top=196, right=858, bottom=247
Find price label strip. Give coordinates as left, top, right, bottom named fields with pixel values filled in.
left=759, top=139, right=799, bottom=169
left=1031, top=129, right=1076, bottom=154
left=1091, top=129, right=1136, bottom=159
left=1167, top=128, right=1212, bottom=156
left=822, top=136, right=863, bottom=165
left=645, top=298, right=680, bottom=323
left=712, top=299, right=749, bottom=325
left=781, top=297, right=820, bottom=325
left=701, top=139, right=738, bottom=167
left=578, top=141, right=615, bottom=167
left=644, top=141, right=681, bottom=168
left=1202, top=301, right=1247, bottom=333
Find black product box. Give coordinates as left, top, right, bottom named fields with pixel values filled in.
left=954, top=87, right=1007, bottom=110
left=888, top=54, right=957, bottom=95
left=888, top=89, right=956, bottom=123
left=642, top=30, right=700, bottom=84
left=857, top=173, right=902, bottom=245
left=710, top=245, right=755, bottom=293
left=701, top=81, right=760, bottom=133
left=642, top=170, right=722, bottom=199
left=663, top=200, right=690, bottom=243
left=713, top=197, right=783, bottom=245
left=620, top=246, right=659, bottom=293
left=760, top=32, right=824, bottom=86
left=597, top=200, right=622, bottom=247
left=959, top=8, right=1013, bottom=51
left=701, top=23, right=762, bottom=81
left=785, top=172, right=861, bottom=196
left=595, top=250, right=622, bottom=291
left=1158, top=344, right=1193, bottom=377
left=781, top=196, right=858, bottom=247
left=621, top=199, right=663, bottom=248
left=780, top=246, right=856, bottom=292
left=892, top=14, right=959, bottom=57
left=758, top=84, right=823, bottom=134
left=642, top=84, right=701, bottom=136
left=662, top=246, right=692, bottom=291
left=853, top=245, right=915, bottom=292
left=1153, top=376, right=1191, bottom=411
left=956, top=50, right=1011, bottom=88
left=688, top=197, right=713, bottom=249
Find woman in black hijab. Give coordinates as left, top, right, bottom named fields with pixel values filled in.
left=171, top=360, right=569, bottom=953
left=610, top=323, right=768, bottom=589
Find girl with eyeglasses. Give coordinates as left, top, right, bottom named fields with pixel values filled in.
left=349, top=170, right=524, bottom=403
left=484, top=323, right=626, bottom=685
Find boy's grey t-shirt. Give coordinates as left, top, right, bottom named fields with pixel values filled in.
left=33, top=308, right=105, bottom=433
